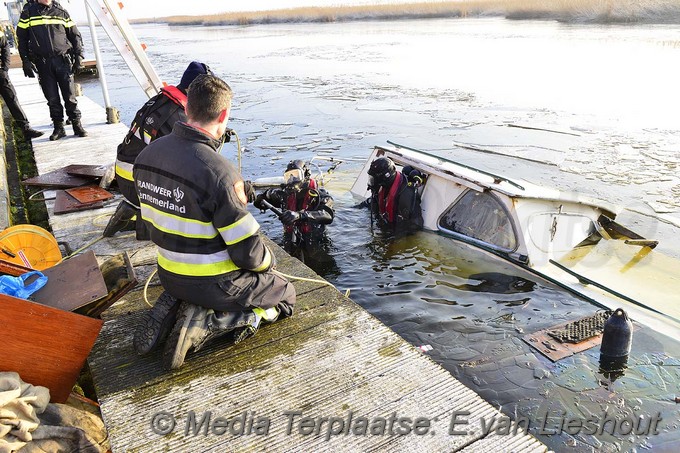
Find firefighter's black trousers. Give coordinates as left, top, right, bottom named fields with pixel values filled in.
left=158, top=267, right=296, bottom=318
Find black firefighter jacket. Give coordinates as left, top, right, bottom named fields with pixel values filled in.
left=115, top=86, right=188, bottom=205
left=133, top=122, right=272, bottom=282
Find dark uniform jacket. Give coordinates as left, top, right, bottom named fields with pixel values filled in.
left=134, top=122, right=272, bottom=285
left=0, top=30, right=11, bottom=71
left=16, top=1, right=83, bottom=62
left=116, top=86, right=187, bottom=206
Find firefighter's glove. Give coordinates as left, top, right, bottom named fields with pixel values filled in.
left=22, top=60, right=36, bottom=78
left=254, top=193, right=267, bottom=211
left=279, top=210, right=306, bottom=225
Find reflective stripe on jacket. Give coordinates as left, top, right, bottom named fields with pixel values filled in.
left=16, top=2, right=83, bottom=60
left=134, top=122, right=272, bottom=278
left=115, top=86, right=188, bottom=182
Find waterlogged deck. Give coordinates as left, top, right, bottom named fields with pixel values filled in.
left=11, top=70, right=547, bottom=452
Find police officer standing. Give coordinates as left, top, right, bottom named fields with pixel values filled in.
left=16, top=0, right=87, bottom=141
left=0, top=27, right=43, bottom=139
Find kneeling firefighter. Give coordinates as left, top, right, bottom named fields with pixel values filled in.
left=254, top=160, right=335, bottom=248
left=132, top=74, right=295, bottom=370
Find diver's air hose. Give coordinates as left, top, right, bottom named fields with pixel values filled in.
left=272, top=269, right=335, bottom=288
left=233, top=130, right=242, bottom=174
left=142, top=267, right=345, bottom=308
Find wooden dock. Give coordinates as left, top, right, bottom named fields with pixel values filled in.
left=8, top=69, right=548, bottom=452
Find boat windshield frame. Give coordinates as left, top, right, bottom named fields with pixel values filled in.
left=437, top=188, right=520, bottom=255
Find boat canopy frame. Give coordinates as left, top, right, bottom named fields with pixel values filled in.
left=437, top=188, right=521, bottom=255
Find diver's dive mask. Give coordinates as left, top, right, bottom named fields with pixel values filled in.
left=284, top=167, right=304, bottom=185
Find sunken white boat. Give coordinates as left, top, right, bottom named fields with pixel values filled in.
left=351, top=142, right=680, bottom=340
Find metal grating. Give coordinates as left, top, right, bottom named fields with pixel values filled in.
left=547, top=310, right=612, bottom=344
left=522, top=311, right=613, bottom=362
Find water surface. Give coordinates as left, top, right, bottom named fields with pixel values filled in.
left=80, top=18, right=680, bottom=451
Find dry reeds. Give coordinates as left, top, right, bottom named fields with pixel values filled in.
left=149, top=0, right=680, bottom=26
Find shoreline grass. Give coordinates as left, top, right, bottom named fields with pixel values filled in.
left=135, top=1, right=680, bottom=26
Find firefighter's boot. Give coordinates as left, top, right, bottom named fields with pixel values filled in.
left=49, top=122, right=66, bottom=141
left=72, top=119, right=88, bottom=137
left=133, top=291, right=181, bottom=355
left=163, top=303, right=261, bottom=370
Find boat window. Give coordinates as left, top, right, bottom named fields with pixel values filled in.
left=438, top=190, right=517, bottom=252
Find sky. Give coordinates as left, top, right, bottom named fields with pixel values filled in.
left=2, top=1, right=419, bottom=23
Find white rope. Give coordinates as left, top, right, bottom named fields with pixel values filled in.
left=143, top=268, right=157, bottom=307
left=27, top=188, right=54, bottom=201
left=141, top=267, right=342, bottom=309
left=272, top=269, right=336, bottom=288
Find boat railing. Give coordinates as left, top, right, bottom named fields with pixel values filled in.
left=386, top=140, right=526, bottom=191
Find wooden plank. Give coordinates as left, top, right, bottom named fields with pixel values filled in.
left=22, top=169, right=91, bottom=189
left=30, top=251, right=108, bottom=312
left=76, top=252, right=138, bottom=319
left=64, top=165, right=108, bottom=179
left=93, top=294, right=540, bottom=452
left=460, top=430, right=548, bottom=452
left=88, top=285, right=344, bottom=397
left=0, top=258, right=33, bottom=276
left=0, top=294, right=103, bottom=402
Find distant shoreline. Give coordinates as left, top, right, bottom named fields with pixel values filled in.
left=132, top=1, right=680, bottom=26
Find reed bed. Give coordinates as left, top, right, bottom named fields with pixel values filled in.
left=150, top=0, right=680, bottom=26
